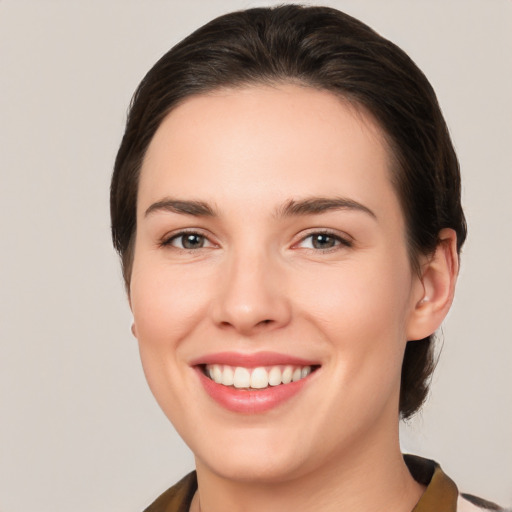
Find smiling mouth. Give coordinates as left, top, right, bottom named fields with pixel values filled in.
left=203, top=364, right=319, bottom=390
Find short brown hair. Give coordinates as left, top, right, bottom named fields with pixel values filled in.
left=111, top=5, right=467, bottom=418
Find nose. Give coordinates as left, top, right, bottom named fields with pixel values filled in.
left=211, top=247, right=292, bottom=336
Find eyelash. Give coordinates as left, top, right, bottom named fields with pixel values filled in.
left=294, top=230, right=353, bottom=252
left=160, top=229, right=352, bottom=252
left=160, top=230, right=215, bottom=250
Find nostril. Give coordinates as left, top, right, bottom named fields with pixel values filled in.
left=217, top=318, right=275, bottom=333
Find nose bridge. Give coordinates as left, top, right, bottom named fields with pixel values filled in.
left=212, top=240, right=291, bottom=334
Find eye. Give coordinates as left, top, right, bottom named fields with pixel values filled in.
left=163, top=231, right=214, bottom=250
left=296, top=231, right=352, bottom=250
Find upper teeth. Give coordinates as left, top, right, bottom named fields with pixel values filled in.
left=206, top=364, right=312, bottom=389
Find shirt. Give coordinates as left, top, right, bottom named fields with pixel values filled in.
left=143, top=455, right=506, bottom=512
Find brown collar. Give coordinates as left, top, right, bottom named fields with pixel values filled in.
left=144, top=455, right=459, bottom=512
left=405, top=454, right=459, bottom=512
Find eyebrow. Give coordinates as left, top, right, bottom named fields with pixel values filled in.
left=144, top=196, right=376, bottom=220
left=277, top=197, right=377, bottom=219
left=145, top=199, right=217, bottom=217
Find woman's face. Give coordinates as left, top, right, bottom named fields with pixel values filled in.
left=130, top=85, right=426, bottom=482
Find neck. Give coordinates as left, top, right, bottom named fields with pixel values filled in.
left=191, top=421, right=424, bottom=512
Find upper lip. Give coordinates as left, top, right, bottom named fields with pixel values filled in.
left=189, top=351, right=320, bottom=368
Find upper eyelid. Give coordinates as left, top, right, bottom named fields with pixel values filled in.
left=160, top=228, right=217, bottom=247
left=292, top=233, right=353, bottom=254
left=293, top=228, right=353, bottom=245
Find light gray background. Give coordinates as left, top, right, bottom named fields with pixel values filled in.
left=1, top=1, right=511, bottom=511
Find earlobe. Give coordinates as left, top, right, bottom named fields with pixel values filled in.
left=406, top=228, right=459, bottom=341
left=131, top=322, right=138, bottom=338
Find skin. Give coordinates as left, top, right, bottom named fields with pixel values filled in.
left=130, top=84, right=458, bottom=512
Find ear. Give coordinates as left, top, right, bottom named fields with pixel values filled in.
left=406, top=228, right=459, bottom=341
left=127, top=288, right=139, bottom=339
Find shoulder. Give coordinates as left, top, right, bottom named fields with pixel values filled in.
left=458, top=493, right=509, bottom=512
left=143, top=472, right=197, bottom=512
left=404, top=454, right=508, bottom=512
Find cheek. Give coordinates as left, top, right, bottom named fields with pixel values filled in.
left=129, top=258, right=212, bottom=415
left=130, top=255, right=210, bottom=343
left=294, top=252, right=414, bottom=394
left=296, top=256, right=413, bottom=338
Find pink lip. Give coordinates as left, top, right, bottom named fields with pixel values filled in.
left=191, top=352, right=320, bottom=414
left=196, top=369, right=314, bottom=413
left=190, top=351, right=318, bottom=368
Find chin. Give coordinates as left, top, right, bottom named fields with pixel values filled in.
left=181, top=418, right=308, bottom=483
left=198, top=449, right=312, bottom=484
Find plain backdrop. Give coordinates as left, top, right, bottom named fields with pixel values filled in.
left=1, top=1, right=511, bottom=511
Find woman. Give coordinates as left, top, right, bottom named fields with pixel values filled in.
left=110, top=5, right=503, bottom=512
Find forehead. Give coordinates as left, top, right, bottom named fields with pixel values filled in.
left=138, top=84, right=398, bottom=221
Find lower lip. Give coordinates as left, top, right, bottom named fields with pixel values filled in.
left=195, top=368, right=314, bottom=414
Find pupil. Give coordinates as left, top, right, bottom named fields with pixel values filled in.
left=313, top=234, right=334, bottom=249
left=183, top=234, right=203, bottom=249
